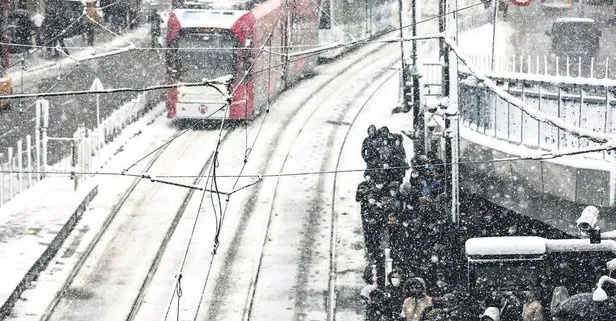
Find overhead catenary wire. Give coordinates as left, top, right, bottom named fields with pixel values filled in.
left=160, top=4, right=289, bottom=321
left=0, top=1, right=482, bottom=101
left=11, top=143, right=616, bottom=181
left=0, top=75, right=232, bottom=99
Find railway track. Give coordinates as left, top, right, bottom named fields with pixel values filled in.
left=193, top=38, right=402, bottom=321
left=42, top=127, right=232, bottom=321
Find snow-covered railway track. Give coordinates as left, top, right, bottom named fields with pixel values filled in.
left=196, top=42, right=402, bottom=321
left=42, top=128, right=232, bottom=321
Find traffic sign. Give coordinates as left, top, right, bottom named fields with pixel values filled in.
left=90, top=77, right=104, bottom=91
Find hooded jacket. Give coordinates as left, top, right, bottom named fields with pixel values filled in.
left=385, top=269, right=406, bottom=317
left=402, top=278, right=432, bottom=321
left=522, top=299, right=544, bottom=321
left=481, top=307, right=501, bottom=321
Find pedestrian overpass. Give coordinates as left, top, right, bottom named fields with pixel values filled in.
left=422, top=53, right=616, bottom=236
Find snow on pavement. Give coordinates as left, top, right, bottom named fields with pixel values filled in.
left=5, top=103, right=177, bottom=321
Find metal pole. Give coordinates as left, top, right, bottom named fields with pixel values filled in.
left=96, top=92, right=101, bottom=149
left=1, top=0, right=9, bottom=68
left=8, top=147, right=13, bottom=198
left=411, top=0, right=425, bottom=155
left=447, top=0, right=459, bottom=225
left=491, top=0, right=499, bottom=71
left=26, top=135, right=31, bottom=187
left=16, top=139, right=22, bottom=193
left=611, top=151, right=616, bottom=207
left=398, top=0, right=407, bottom=107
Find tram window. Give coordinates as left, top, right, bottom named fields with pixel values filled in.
left=318, top=0, right=331, bottom=29
left=176, top=32, right=238, bottom=81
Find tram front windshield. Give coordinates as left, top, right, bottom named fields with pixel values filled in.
left=176, top=32, right=237, bottom=82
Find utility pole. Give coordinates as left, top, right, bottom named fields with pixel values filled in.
left=447, top=0, right=460, bottom=226
left=491, top=0, right=499, bottom=71
left=2, top=0, right=9, bottom=68
left=410, top=0, right=424, bottom=155
left=441, top=0, right=460, bottom=225
left=397, top=0, right=408, bottom=109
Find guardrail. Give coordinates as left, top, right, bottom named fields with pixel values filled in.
left=421, top=61, right=615, bottom=161
left=467, top=53, right=616, bottom=80
left=0, top=92, right=155, bottom=207
left=458, top=77, right=615, bottom=160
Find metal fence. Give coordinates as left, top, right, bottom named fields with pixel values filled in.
left=466, top=53, right=616, bottom=79
left=0, top=91, right=153, bottom=208
left=421, top=61, right=615, bottom=161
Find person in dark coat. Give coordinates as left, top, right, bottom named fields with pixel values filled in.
left=148, top=9, right=162, bottom=47
left=43, top=3, right=70, bottom=56
left=366, top=288, right=390, bottom=321
left=371, top=172, right=388, bottom=201
left=362, top=125, right=380, bottom=169
left=385, top=268, right=406, bottom=319
left=389, top=154, right=410, bottom=184
left=356, top=171, right=374, bottom=211
left=363, top=194, right=385, bottom=261
left=387, top=212, right=407, bottom=268
left=393, top=133, right=406, bottom=159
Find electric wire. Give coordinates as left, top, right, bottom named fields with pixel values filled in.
left=0, top=0, right=483, bottom=97
left=161, top=4, right=289, bottom=320
left=14, top=143, right=616, bottom=180
left=189, top=3, right=289, bottom=320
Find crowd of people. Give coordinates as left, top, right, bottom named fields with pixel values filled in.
left=4, top=0, right=141, bottom=57
left=355, top=125, right=546, bottom=321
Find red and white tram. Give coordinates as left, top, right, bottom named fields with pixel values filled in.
left=165, top=0, right=399, bottom=121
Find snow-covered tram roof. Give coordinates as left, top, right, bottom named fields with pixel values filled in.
left=466, top=236, right=547, bottom=256
left=172, top=9, right=248, bottom=29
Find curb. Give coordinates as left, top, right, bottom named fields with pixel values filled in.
left=0, top=183, right=99, bottom=321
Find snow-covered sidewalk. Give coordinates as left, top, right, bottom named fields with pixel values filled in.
left=0, top=16, right=514, bottom=321
left=6, top=24, right=150, bottom=87
left=0, top=177, right=97, bottom=319
left=0, top=102, right=173, bottom=320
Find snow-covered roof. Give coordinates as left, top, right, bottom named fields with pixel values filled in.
left=466, top=237, right=547, bottom=256
left=173, top=9, right=248, bottom=29
left=554, top=17, right=595, bottom=23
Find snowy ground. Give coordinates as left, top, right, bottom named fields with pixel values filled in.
left=2, top=2, right=514, bottom=321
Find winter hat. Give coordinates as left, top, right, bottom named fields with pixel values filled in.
left=480, top=307, right=501, bottom=321
left=388, top=180, right=400, bottom=191
left=378, top=126, right=390, bottom=138
left=367, top=125, right=377, bottom=136
left=387, top=267, right=403, bottom=284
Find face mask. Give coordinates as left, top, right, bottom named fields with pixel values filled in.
left=368, top=199, right=376, bottom=205
left=395, top=141, right=401, bottom=146
left=411, top=172, right=419, bottom=178
left=391, top=278, right=401, bottom=287
left=390, top=191, right=397, bottom=197
left=376, top=184, right=384, bottom=189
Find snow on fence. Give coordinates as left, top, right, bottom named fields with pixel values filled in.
left=465, top=53, right=616, bottom=80
left=0, top=92, right=153, bottom=208
left=421, top=62, right=615, bottom=161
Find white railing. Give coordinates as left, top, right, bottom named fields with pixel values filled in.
left=465, top=53, right=615, bottom=80
left=421, top=61, right=615, bottom=161
left=0, top=91, right=154, bottom=208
